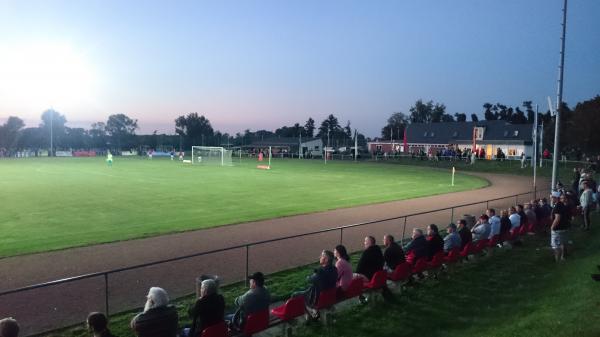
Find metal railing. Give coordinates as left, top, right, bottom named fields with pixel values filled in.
left=0, top=187, right=549, bottom=336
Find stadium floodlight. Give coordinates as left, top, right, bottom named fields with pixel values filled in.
left=191, top=146, right=233, bottom=166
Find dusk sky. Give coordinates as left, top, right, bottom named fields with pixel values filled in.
left=0, top=0, right=598, bottom=137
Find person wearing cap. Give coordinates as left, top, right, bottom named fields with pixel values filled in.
left=184, top=279, right=225, bottom=337
left=229, top=272, right=270, bottom=331
left=471, top=214, right=491, bottom=242
left=550, top=191, right=569, bottom=262
left=443, top=223, right=462, bottom=253
left=457, top=219, right=472, bottom=249
left=0, top=318, right=19, bottom=337
left=130, top=287, right=178, bottom=337
left=87, top=312, right=117, bottom=337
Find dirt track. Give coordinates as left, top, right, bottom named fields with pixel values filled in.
left=0, top=172, right=548, bottom=336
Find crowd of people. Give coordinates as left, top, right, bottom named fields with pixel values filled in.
left=1, top=181, right=597, bottom=337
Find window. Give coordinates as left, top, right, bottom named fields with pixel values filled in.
left=430, top=132, right=435, bottom=137
left=423, top=132, right=428, bottom=137
left=513, top=130, right=519, bottom=137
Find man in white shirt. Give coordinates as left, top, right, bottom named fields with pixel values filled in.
left=508, top=206, right=521, bottom=229
left=486, top=208, right=501, bottom=239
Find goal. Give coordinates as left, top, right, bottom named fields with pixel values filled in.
left=191, top=146, right=233, bottom=166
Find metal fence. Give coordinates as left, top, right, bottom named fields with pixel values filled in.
left=0, top=187, right=549, bottom=336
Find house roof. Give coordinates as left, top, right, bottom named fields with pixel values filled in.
left=248, top=137, right=320, bottom=147
left=406, top=121, right=533, bottom=145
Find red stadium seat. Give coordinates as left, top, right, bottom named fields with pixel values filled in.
left=388, top=262, right=412, bottom=282
left=201, top=321, right=228, bottom=337
left=343, top=277, right=364, bottom=299
left=487, top=235, right=500, bottom=248
left=428, top=251, right=445, bottom=269
left=363, top=270, right=387, bottom=290
left=460, top=242, right=473, bottom=258
left=509, top=228, right=520, bottom=241
left=519, top=224, right=528, bottom=235
left=472, top=239, right=489, bottom=254
left=271, top=296, right=305, bottom=322
left=314, top=287, right=338, bottom=310
left=412, top=258, right=428, bottom=274
left=444, top=248, right=460, bottom=264
left=242, top=309, right=269, bottom=336
left=527, top=221, right=536, bottom=233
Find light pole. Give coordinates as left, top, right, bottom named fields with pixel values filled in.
left=551, top=0, right=568, bottom=191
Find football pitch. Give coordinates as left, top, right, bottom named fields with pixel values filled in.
left=0, top=157, right=487, bottom=258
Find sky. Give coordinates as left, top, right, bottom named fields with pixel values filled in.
left=0, top=0, right=599, bottom=137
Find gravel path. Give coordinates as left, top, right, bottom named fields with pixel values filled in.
left=0, top=172, right=547, bottom=336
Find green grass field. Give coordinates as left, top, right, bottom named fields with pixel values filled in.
left=0, top=157, right=486, bottom=258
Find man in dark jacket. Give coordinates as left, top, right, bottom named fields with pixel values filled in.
left=404, top=228, right=427, bottom=265
left=356, top=236, right=384, bottom=281
left=305, top=250, right=338, bottom=310
left=130, top=287, right=179, bottom=337
left=383, top=234, right=405, bottom=271
left=229, top=272, right=270, bottom=331
left=426, top=224, right=444, bottom=260
left=185, top=279, right=225, bottom=337
left=457, top=219, right=472, bottom=249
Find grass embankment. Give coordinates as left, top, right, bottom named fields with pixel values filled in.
left=0, top=157, right=486, bottom=257
left=49, top=214, right=600, bottom=337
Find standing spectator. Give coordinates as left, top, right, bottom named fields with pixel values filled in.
left=0, top=318, right=19, bottom=337
left=471, top=214, right=491, bottom=242
left=509, top=207, right=521, bottom=230
left=443, top=223, right=462, bottom=253
left=550, top=191, right=570, bottom=262
left=403, top=228, right=427, bottom=265
left=487, top=209, right=501, bottom=239
left=334, top=245, right=352, bottom=292
left=382, top=234, right=405, bottom=271
left=87, top=312, right=117, bottom=337
left=184, top=279, right=225, bottom=337
left=457, top=219, right=472, bottom=249
left=303, top=250, right=337, bottom=317
left=355, top=236, right=384, bottom=281
left=228, top=272, right=270, bottom=331
left=540, top=198, right=553, bottom=224
left=425, top=224, right=444, bottom=260
left=580, top=181, right=594, bottom=230
left=130, top=287, right=178, bottom=337
left=572, top=167, right=581, bottom=195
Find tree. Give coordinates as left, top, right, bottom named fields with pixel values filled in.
left=565, top=96, right=600, bottom=153
left=89, top=122, right=108, bottom=148
left=483, top=103, right=494, bottom=121
left=381, top=112, right=408, bottom=139
left=522, top=101, right=535, bottom=123
left=440, top=114, right=455, bottom=122
left=409, top=100, right=446, bottom=123
left=40, top=109, right=67, bottom=149
left=175, top=113, right=213, bottom=148
left=0, top=116, right=25, bottom=149
left=304, top=118, right=315, bottom=137
left=471, top=114, right=479, bottom=122
left=106, top=114, right=138, bottom=149
left=454, top=113, right=467, bottom=122
left=317, top=114, right=347, bottom=147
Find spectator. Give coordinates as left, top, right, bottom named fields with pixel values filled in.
left=499, top=209, right=512, bottom=239
left=303, top=250, right=337, bottom=317
left=580, top=181, right=593, bottom=230
left=457, top=219, right=472, bottom=249
left=540, top=198, right=553, bottom=223
left=443, top=223, right=462, bottom=253
left=524, top=203, right=537, bottom=230
left=184, top=279, right=225, bottom=337
left=487, top=209, right=501, bottom=239
left=87, top=312, right=117, bottom=337
left=229, top=272, right=270, bottom=331
left=517, top=204, right=527, bottom=227
left=334, top=245, right=352, bottom=291
left=130, top=287, right=178, bottom=337
left=471, top=214, right=491, bottom=242
left=382, top=234, right=405, bottom=271
left=0, top=318, right=19, bottom=337
left=404, top=228, right=427, bottom=265
left=509, top=207, right=521, bottom=229
left=425, top=224, right=444, bottom=260
left=550, top=191, right=570, bottom=262
left=355, top=236, right=384, bottom=281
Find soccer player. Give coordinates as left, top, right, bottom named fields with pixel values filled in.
left=106, top=151, right=113, bottom=167
left=179, top=151, right=184, bottom=161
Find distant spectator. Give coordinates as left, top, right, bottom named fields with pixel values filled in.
left=87, top=312, right=117, bottom=337
left=184, top=279, right=225, bottom=337
left=334, top=245, right=352, bottom=291
left=486, top=209, right=501, bottom=239
left=355, top=236, right=384, bottom=281
left=228, top=272, right=270, bottom=331
left=471, top=214, right=491, bottom=242
left=517, top=204, right=527, bottom=227
left=524, top=203, right=537, bottom=229
left=499, top=209, right=512, bottom=239
left=443, top=223, right=462, bottom=253
left=303, top=250, right=337, bottom=317
left=0, top=318, right=19, bottom=337
left=383, top=234, right=405, bottom=271
left=404, top=228, right=427, bottom=265
left=425, top=224, right=444, bottom=260
left=540, top=198, right=552, bottom=223
left=130, top=287, right=178, bottom=337
left=580, top=181, right=593, bottom=230
left=550, top=191, right=570, bottom=262
left=457, top=219, right=472, bottom=249
left=509, top=207, right=521, bottom=229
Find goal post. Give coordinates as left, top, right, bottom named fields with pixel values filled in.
left=191, top=146, right=233, bottom=166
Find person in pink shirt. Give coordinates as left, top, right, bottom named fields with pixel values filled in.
left=334, top=245, right=353, bottom=291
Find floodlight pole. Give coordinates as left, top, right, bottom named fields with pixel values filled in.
left=551, top=0, right=568, bottom=191
left=533, top=104, right=538, bottom=191
left=50, top=108, right=53, bottom=156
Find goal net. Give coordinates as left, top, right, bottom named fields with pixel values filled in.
left=191, top=146, right=233, bottom=166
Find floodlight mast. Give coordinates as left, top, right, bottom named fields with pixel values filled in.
left=551, top=0, right=568, bottom=191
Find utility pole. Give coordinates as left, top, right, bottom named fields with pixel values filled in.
left=552, top=0, right=568, bottom=191
left=50, top=109, right=54, bottom=157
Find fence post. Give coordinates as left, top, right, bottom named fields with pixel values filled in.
left=245, top=245, right=250, bottom=287
left=486, top=200, right=489, bottom=210
left=515, top=195, right=518, bottom=205
left=339, top=228, right=343, bottom=245
left=104, top=273, right=109, bottom=316
left=450, top=207, right=454, bottom=224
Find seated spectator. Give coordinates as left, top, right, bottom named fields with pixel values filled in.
left=228, top=272, right=270, bottom=331
left=457, top=219, right=472, bottom=249
left=486, top=209, right=501, bottom=239
left=130, top=287, right=178, bottom=337
left=184, top=279, right=225, bottom=337
left=540, top=198, right=552, bottom=220
left=517, top=204, right=527, bottom=227
left=524, top=203, right=537, bottom=229
left=87, top=312, right=117, bottom=337
left=509, top=207, right=521, bottom=229
left=0, top=318, right=19, bottom=337
left=499, top=209, right=512, bottom=239
left=403, top=228, right=427, bottom=265
left=443, top=223, right=462, bottom=253
left=302, top=250, right=337, bottom=317
left=355, top=236, right=384, bottom=281
left=426, top=224, right=444, bottom=260
left=471, top=214, right=491, bottom=242
left=334, top=245, right=352, bottom=291
left=383, top=234, right=405, bottom=271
